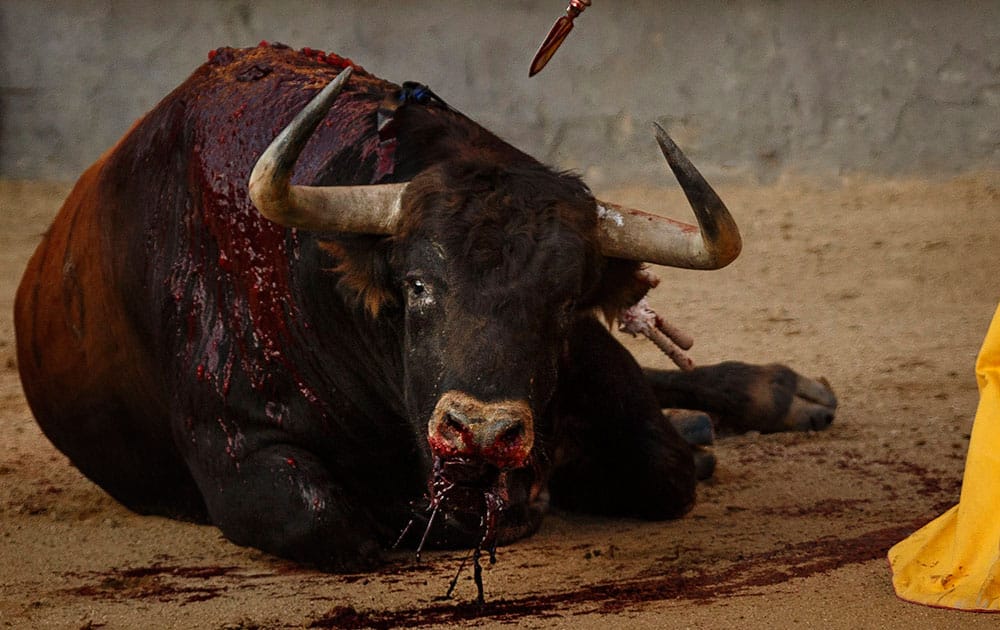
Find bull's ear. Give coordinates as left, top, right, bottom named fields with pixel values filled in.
left=589, top=258, right=650, bottom=327
left=319, top=236, right=397, bottom=318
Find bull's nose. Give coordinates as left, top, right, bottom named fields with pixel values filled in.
left=428, top=391, right=534, bottom=469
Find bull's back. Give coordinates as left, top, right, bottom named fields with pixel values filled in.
left=14, top=157, right=207, bottom=520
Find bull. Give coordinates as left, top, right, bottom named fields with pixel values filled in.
left=14, top=44, right=836, bottom=578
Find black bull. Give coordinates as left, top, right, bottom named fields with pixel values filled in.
left=14, top=44, right=837, bottom=572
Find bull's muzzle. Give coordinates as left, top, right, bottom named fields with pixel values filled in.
left=427, top=391, right=534, bottom=470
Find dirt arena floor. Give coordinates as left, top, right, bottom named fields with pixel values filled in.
left=1, top=173, right=998, bottom=629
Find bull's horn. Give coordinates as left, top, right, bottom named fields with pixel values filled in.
left=249, top=67, right=407, bottom=234
left=595, top=124, right=742, bottom=269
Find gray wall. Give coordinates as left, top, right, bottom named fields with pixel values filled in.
left=1, top=1, right=998, bottom=185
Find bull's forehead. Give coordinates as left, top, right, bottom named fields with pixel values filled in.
left=414, top=206, right=595, bottom=309
left=399, top=160, right=600, bottom=306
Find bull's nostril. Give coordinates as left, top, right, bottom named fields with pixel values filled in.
left=444, top=412, right=465, bottom=433
left=436, top=412, right=470, bottom=446
left=496, top=423, right=525, bottom=445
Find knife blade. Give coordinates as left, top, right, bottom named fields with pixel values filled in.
left=529, top=0, right=591, bottom=77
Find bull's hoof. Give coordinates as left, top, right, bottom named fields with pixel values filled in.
left=692, top=446, right=716, bottom=481
left=665, top=410, right=716, bottom=481
left=781, top=374, right=837, bottom=432
left=711, top=363, right=838, bottom=434
left=666, top=409, right=715, bottom=446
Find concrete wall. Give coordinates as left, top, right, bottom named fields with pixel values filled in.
left=1, top=1, right=998, bottom=185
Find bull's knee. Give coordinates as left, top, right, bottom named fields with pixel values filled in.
left=194, top=446, right=382, bottom=572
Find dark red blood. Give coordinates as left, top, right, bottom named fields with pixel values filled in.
left=398, top=458, right=512, bottom=602
left=375, top=139, right=397, bottom=180
left=113, top=41, right=382, bottom=556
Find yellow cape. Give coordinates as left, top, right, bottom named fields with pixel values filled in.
left=889, top=304, right=1000, bottom=611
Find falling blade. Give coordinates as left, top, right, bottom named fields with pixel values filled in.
left=529, top=15, right=575, bottom=77
left=529, top=0, right=591, bottom=77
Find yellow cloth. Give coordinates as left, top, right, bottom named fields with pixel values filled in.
left=889, top=304, right=1000, bottom=611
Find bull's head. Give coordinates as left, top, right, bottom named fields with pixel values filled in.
left=248, top=68, right=740, bottom=544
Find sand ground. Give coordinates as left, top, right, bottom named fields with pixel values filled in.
left=1, top=173, right=998, bottom=629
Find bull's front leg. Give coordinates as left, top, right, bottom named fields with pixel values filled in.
left=548, top=317, right=699, bottom=520
left=178, top=417, right=383, bottom=571
left=644, top=362, right=837, bottom=434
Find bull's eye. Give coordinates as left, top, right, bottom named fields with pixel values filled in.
left=404, top=274, right=435, bottom=309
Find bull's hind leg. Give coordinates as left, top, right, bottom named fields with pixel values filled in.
left=644, top=362, right=837, bottom=434
left=548, top=317, right=697, bottom=520
left=14, top=181, right=207, bottom=522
